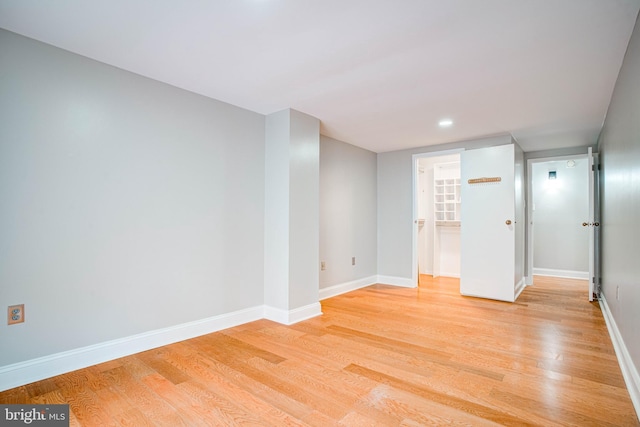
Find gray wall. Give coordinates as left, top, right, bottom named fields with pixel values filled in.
left=319, top=136, right=377, bottom=288
left=288, top=110, right=320, bottom=309
left=0, top=30, right=266, bottom=366
left=264, top=109, right=320, bottom=313
left=598, top=13, right=640, bottom=378
left=531, top=160, right=589, bottom=273
left=264, top=110, right=291, bottom=310
left=524, top=146, right=591, bottom=161
left=377, top=134, right=511, bottom=279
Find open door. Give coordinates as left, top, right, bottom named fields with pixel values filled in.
left=460, top=144, right=523, bottom=302
left=587, top=147, right=601, bottom=301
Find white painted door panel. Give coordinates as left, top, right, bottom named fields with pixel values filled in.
left=587, top=147, right=601, bottom=301
left=461, top=144, right=516, bottom=302
left=588, top=147, right=595, bottom=301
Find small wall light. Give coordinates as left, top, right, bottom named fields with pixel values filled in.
left=548, top=170, right=557, bottom=180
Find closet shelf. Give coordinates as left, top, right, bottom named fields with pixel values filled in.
left=434, top=173, right=461, bottom=223
left=435, top=220, right=460, bottom=227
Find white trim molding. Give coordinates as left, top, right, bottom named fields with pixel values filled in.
left=319, top=275, right=378, bottom=300
left=0, top=306, right=264, bottom=392
left=533, top=268, right=589, bottom=280
left=514, top=278, right=526, bottom=300
left=436, top=272, right=460, bottom=279
left=377, top=275, right=416, bottom=288
left=1, top=301, right=326, bottom=392
left=263, top=302, right=322, bottom=325
left=600, top=294, right=640, bottom=419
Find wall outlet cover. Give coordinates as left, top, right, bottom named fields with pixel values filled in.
left=8, top=304, right=24, bottom=325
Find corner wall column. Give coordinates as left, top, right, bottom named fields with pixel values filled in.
left=264, top=109, right=321, bottom=324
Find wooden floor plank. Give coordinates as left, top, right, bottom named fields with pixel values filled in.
left=344, top=363, right=536, bottom=426
left=0, top=275, right=637, bottom=425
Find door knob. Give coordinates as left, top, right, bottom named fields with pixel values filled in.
left=505, top=220, right=512, bottom=225
left=594, top=222, right=600, bottom=227
left=582, top=222, right=588, bottom=227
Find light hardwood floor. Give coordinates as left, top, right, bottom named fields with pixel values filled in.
left=1, top=275, right=638, bottom=426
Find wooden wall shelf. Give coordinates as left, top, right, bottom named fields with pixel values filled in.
left=468, top=177, right=501, bottom=184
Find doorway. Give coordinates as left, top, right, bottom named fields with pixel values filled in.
left=526, top=150, right=603, bottom=303
left=412, top=142, right=525, bottom=300
left=413, top=151, right=462, bottom=286
left=529, top=157, right=590, bottom=280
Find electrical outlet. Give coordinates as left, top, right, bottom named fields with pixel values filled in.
left=321, top=261, right=326, bottom=271
left=352, top=257, right=356, bottom=266
left=8, top=304, right=24, bottom=325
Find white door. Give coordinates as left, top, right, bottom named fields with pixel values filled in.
left=460, top=144, right=516, bottom=302
left=587, top=147, right=600, bottom=301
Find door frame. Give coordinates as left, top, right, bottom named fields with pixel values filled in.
left=525, top=153, right=589, bottom=285
left=588, top=147, right=601, bottom=300
left=412, top=148, right=465, bottom=286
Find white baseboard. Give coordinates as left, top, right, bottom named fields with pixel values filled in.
left=525, top=275, right=534, bottom=285
left=0, top=306, right=264, bottom=393
left=599, top=295, right=640, bottom=420
left=533, top=268, right=589, bottom=280
left=319, top=275, right=377, bottom=300
left=263, top=302, right=322, bottom=325
left=377, top=275, right=416, bottom=288
left=514, top=278, right=526, bottom=300
left=433, top=272, right=460, bottom=279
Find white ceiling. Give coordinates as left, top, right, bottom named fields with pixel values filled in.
left=1, top=1, right=638, bottom=153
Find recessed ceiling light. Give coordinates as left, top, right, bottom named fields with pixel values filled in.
left=438, top=119, right=453, bottom=127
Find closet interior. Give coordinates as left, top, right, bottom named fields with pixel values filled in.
left=417, top=154, right=461, bottom=278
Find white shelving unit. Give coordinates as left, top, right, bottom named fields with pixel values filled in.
left=434, top=164, right=461, bottom=224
